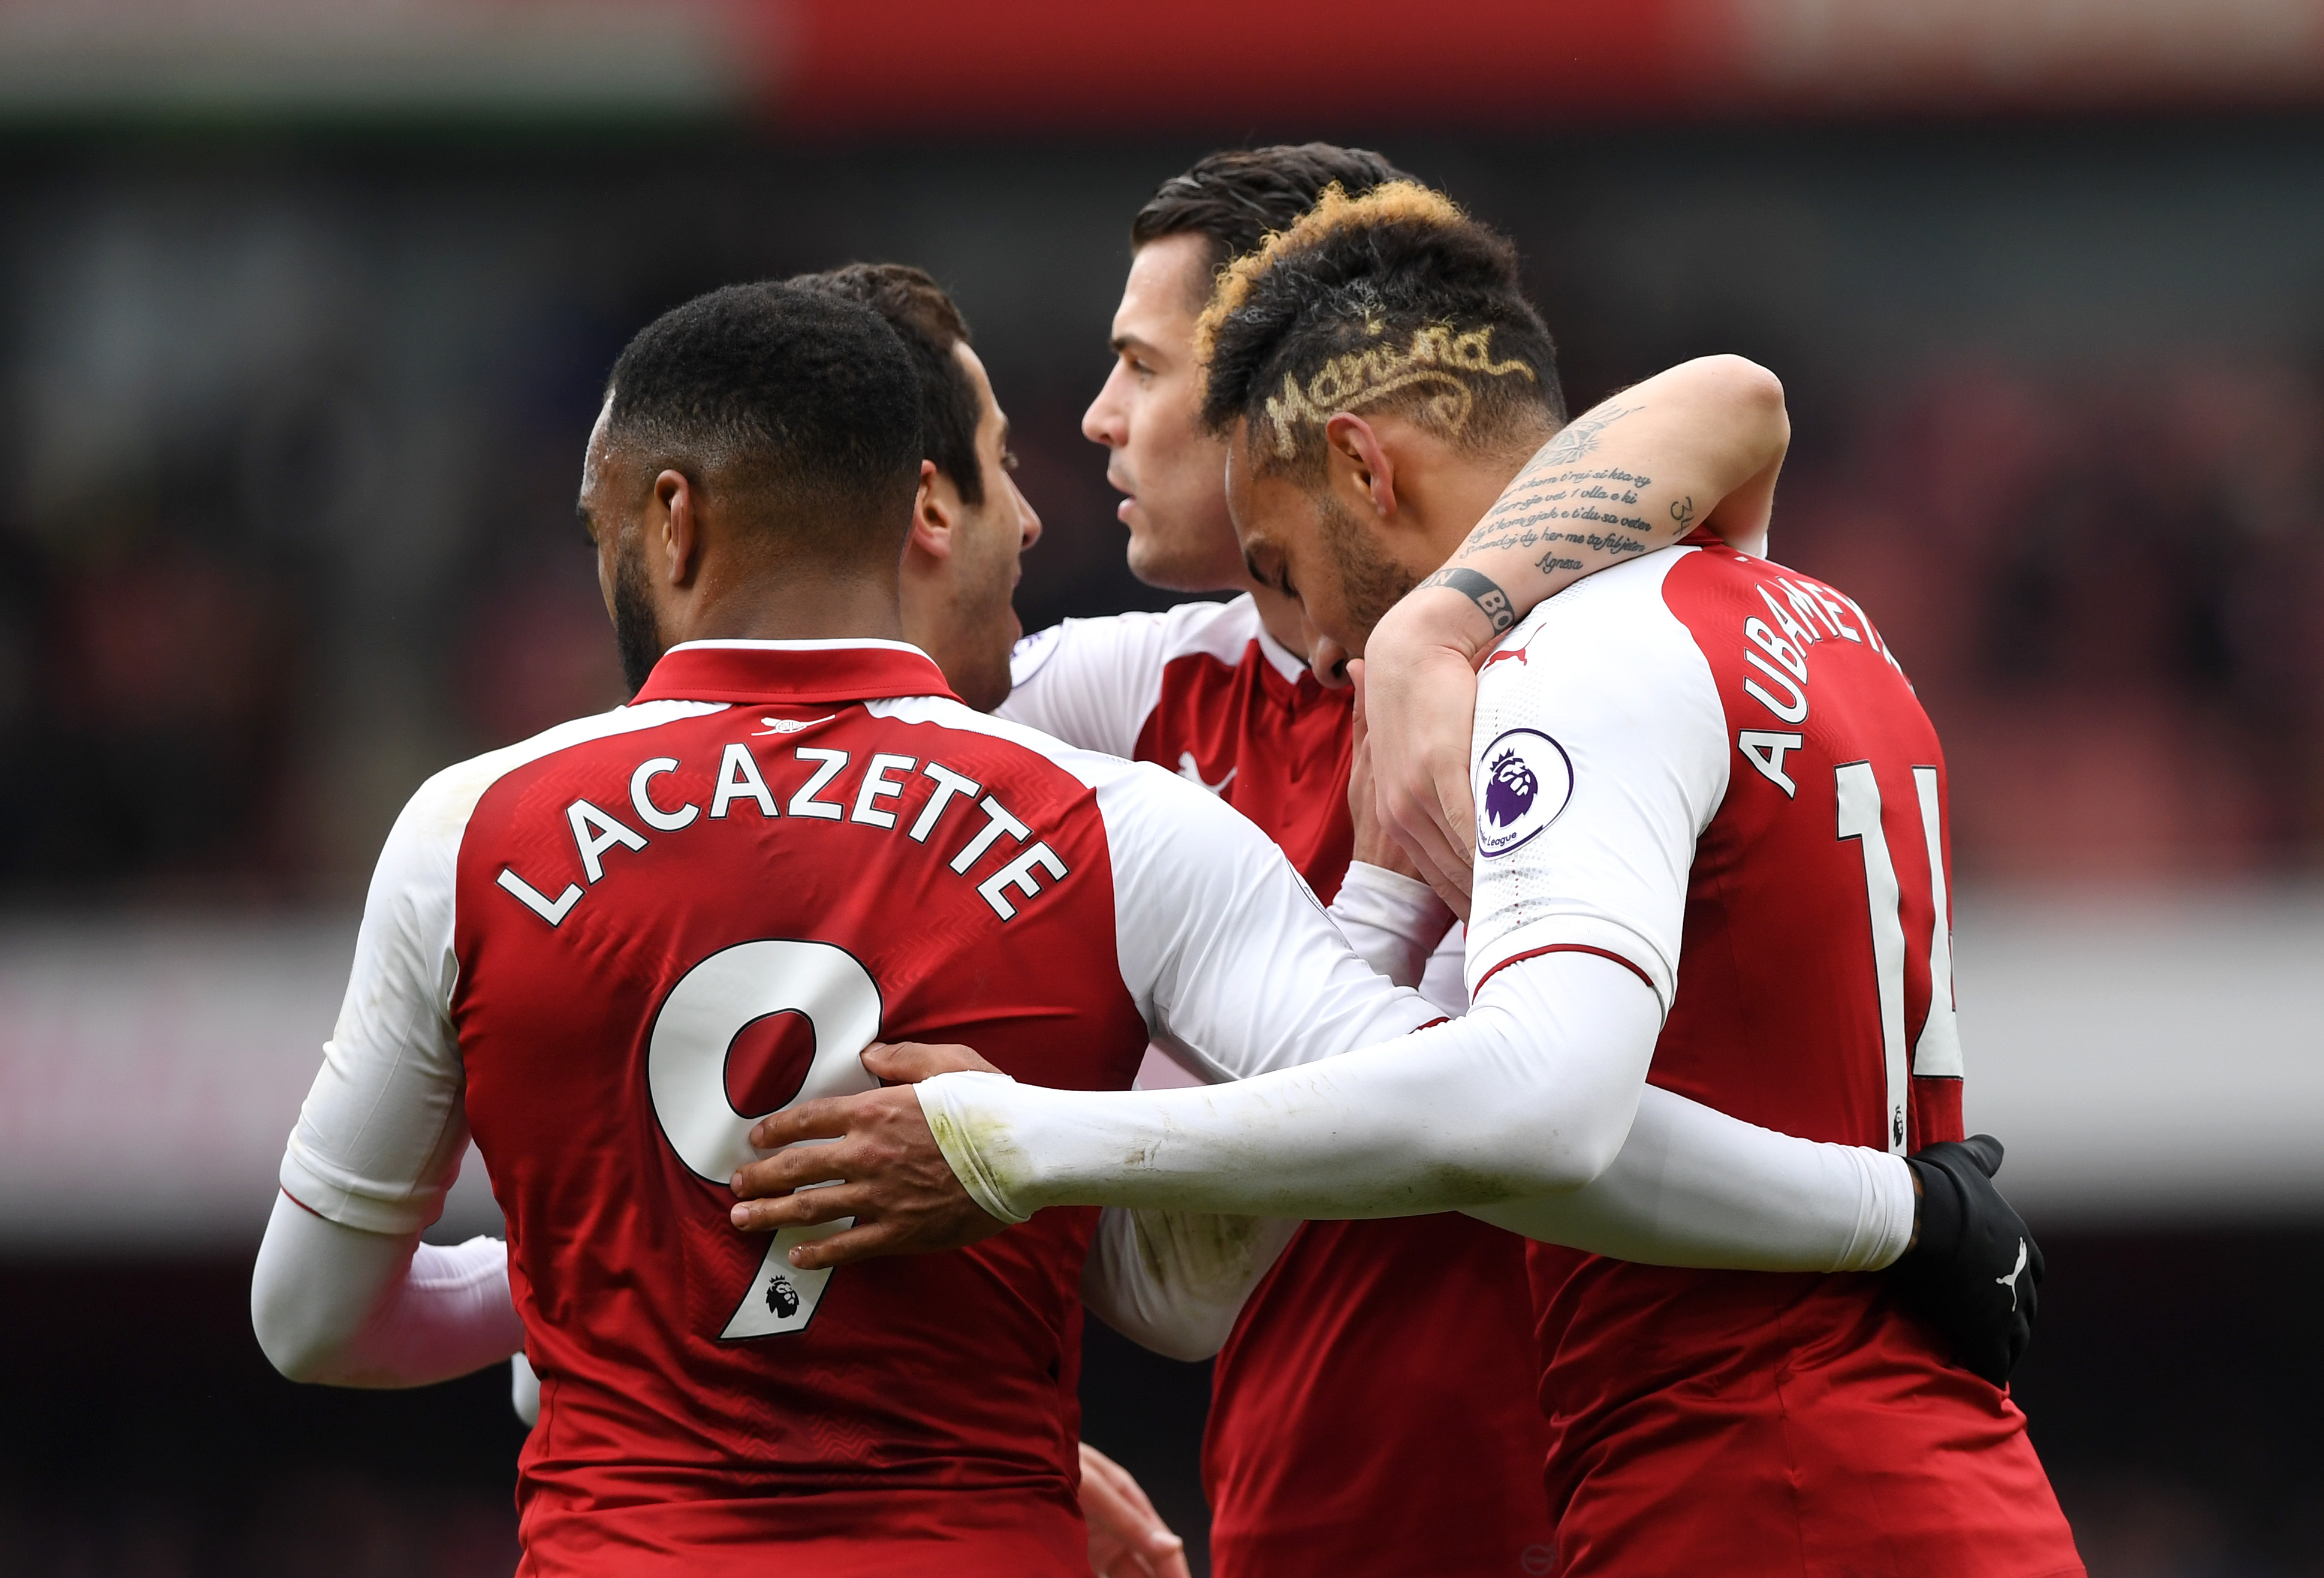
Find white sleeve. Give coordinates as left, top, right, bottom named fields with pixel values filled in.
left=279, top=771, right=471, bottom=1233
left=512, top=1352, right=541, bottom=1426
left=1326, top=862, right=1456, bottom=992
left=1078, top=1208, right=1300, bottom=1362
left=251, top=1194, right=526, bottom=1386
left=920, top=948, right=1914, bottom=1273
left=1417, top=923, right=1467, bottom=1016
left=1084, top=761, right=1443, bottom=1084
left=1461, top=558, right=1730, bottom=1006
left=280, top=701, right=716, bottom=1230
left=994, top=613, right=1175, bottom=757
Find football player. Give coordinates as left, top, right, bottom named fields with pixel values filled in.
left=731, top=185, right=2082, bottom=1576
left=997, top=144, right=1554, bottom=1573
left=254, top=281, right=2001, bottom=1574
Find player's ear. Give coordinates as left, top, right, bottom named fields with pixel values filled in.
left=1325, top=412, right=1397, bottom=521
left=909, top=459, right=957, bottom=564
left=654, top=468, right=701, bottom=587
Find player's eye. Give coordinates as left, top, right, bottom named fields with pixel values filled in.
left=1247, top=548, right=1293, bottom=599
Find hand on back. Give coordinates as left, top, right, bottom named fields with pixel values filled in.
left=727, top=1041, right=1009, bottom=1269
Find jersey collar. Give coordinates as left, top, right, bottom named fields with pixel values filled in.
left=1250, top=616, right=1315, bottom=686
left=631, top=639, right=961, bottom=706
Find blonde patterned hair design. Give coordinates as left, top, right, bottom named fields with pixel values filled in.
left=1253, top=319, right=1533, bottom=460
left=1198, top=182, right=1546, bottom=469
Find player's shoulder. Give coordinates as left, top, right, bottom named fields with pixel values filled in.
left=1481, top=547, right=1710, bottom=700
left=396, top=699, right=727, bottom=856
left=870, top=692, right=1184, bottom=799
left=1009, top=595, right=1260, bottom=688
left=1153, top=592, right=1265, bottom=658
left=1657, top=541, right=1911, bottom=684
left=871, top=693, right=1261, bottom=893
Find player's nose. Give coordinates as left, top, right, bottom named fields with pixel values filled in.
left=1081, top=371, right=1127, bottom=448
left=1015, top=480, right=1043, bottom=550
left=1310, top=635, right=1353, bottom=689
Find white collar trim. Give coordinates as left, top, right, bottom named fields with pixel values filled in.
left=1250, top=618, right=1312, bottom=684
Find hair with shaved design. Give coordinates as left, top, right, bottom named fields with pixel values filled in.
left=1196, top=182, right=1565, bottom=483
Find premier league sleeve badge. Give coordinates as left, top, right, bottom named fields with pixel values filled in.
left=1473, top=728, right=1575, bottom=858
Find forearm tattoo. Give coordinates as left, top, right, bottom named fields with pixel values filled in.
left=1454, top=402, right=1678, bottom=574
left=1415, top=565, right=1517, bottom=634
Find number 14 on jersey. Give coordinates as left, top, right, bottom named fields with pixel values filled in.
left=1834, top=760, right=1963, bottom=1154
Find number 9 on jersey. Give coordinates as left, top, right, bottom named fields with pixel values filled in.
left=646, top=939, right=884, bottom=1338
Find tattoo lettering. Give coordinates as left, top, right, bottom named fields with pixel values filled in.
left=1416, top=565, right=1517, bottom=634
left=1461, top=511, right=1656, bottom=556
left=1460, top=457, right=1666, bottom=559
left=1672, top=495, right=1696, bottom=528
left=1490, top=465, right=1650, bottom=518
left=1535, top=554, right=1583, bottom=574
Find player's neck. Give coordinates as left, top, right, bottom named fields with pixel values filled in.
left=1386, top=449, right=1531, bottom=576
left=663, top=570, right=906, bottom=648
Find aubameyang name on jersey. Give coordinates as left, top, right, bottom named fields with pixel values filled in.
left=1732, top=570, right=1901, bottom=800
left=494, top=742, right=1069, bottom=930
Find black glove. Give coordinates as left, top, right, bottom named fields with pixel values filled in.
left=1889, top=1134, right=2043, bottom=1387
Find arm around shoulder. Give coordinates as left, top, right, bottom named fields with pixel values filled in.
left=1095, top=761, right=1441, bottom=1082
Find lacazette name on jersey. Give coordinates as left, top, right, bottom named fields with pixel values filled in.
left=493, top=717, right=1074, bottom=931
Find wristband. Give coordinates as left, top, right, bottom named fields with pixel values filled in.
left=1419, top=566, right=1516, bottom=634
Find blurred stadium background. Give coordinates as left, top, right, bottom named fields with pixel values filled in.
left=5, top=1, right=2324, bottom=1572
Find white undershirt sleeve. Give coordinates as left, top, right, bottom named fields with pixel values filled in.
left=1417, top=923, right=1468, bottom=1016
left=1082, top=760, right=1445, bottom=1085
left=1078, top=1208, right=1301, bottom=1362
left=921, top=948, right=1915, bottom=1273
left=1327, top=862, right=1457, bottom=991
left=251, top=1193, right=526, bottom=1386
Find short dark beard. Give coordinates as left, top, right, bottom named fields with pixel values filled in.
left=1315, top=492, right=1417, bottom=643
left=611, top=540, right=666, bottom=695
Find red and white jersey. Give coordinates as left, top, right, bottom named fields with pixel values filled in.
left=1468, top=536, right=2079, bottom=1576
left=280, top=639, right=1436, bottom=1578
left=1003, top=595, right=1353, bottom=896
left=1006, top=597, right=1559, bottom=1577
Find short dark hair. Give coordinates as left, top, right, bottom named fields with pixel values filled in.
left=604, top=282, right=922, bottom=562
left=1130, top=144, right=1418, bottom=284
left=1196, top=182, right=1565, bottom=484
left=791, top=263, right=985, bottom=508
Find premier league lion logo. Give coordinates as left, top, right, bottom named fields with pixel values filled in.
left=1484, top=748, right=1538, bottom=830
left=765, top=1275, right=802, bottom=1318
left=1472, top=728, right=1574, bottom=858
